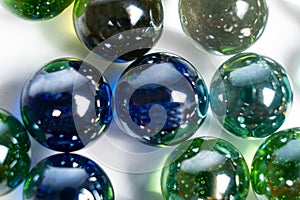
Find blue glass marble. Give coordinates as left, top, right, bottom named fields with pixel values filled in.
left=23, top=153, right=114, bottom=200
left=0, top=108, right=31, bottom=196
left=210, top=53, right=293, bottom=138
left=21, top=58, right=112, bottom=152
left=115, top=52, right=209, bottom=146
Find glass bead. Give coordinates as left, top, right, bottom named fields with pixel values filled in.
left=179, top=0, right=268, bottom=55
left=0, top=108, right=31, bottom=196
left=210, top=53, right=293, bottom=138
left=161, top=137, right=250, bottom=199
left=251, top=128, right=300, bottom=199
left=21, top=58, right=112, bottom=152
left=23, top=153, right=114, bottom=200
left=2, top=0, right=73, bottom=20
left=115, top=52, right=209, bottom=146
left=73, top=0, right=164, bottom=62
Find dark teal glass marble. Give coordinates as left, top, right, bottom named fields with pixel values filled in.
left=21, top=58, right=112, bottom=152
left=115, top=52, right=209, bottom=146
left=251, top=128, right=300, bottom=199
left=210, top=53, right=293, bottom=138
left=23, top=153, right=114, bottom=200
left=0, top=108, right=31, bottom=196
left=161, top=137, right=250, bottom=199
left=179, top=0, right=268, bottom=55
left=73, top=0, right=164, bottom=62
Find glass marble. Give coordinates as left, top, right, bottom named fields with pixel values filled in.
left=251, top=128, right=300, bottom=199
left=23, top=153, right=114, bottom=200
left=2, top=0, right=73, bottom=20
left=161, top=137, right=250, bottom=199
left=115, top=52, right=209, bottom=146
left=179, top=0, right=268, bottom=55
left=0, top=108, right=31, bottom=196
left=21, top=58, right=112, bottom=152
left=210, top=53, right=293, bottom=138
left=73, top=0, right=164, bottom=62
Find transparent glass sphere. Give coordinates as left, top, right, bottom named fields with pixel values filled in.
left=21, top=58, right=112, bottom=152
left=210, top=53, right=293, bottom=138
left=0, top=108, right=31, bottom=196
left=251, top=128, right=300, bottom=199
left=115, top=52, right=209, bottom=146
left=161, top=137, right=250, bottom=199
left=73, top=0, right=164, bottom=62
left=179, top=0, right=268, bottom=55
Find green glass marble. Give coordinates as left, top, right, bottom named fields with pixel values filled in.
left=2, top=0, right=74, bottom=20
left=210, top=53, right=293, bottom=138
left=0, top=108, right=31, bottom=196
left=251, top=128, right=300, bottom=199
left=161, top=137, right=250, bottom=200
left=179, top=0, right=268, bottom=55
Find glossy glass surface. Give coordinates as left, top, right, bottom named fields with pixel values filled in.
left=251, top=128, right=300, bottom=199
left=2, top=0, right=73, bottom=20
left=115, top=52, right=209, bottom=146
left=161, top=137, right=250, bottom=199
left=0, top=108, right=31, bottom=196
left=179, top=0, right=268, bottom=55
left=73, top=0, right=164, bottom=62
left=23, top=153, right=114, bottom=200
left=21, top=58, right=112, bottom=152
left=210, top=53, right=293, bottom=138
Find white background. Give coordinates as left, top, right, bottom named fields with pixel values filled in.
left=0, top=0, right=300, bottom=199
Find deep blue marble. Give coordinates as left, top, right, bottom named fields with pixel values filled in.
left=21, top=58, right=112, bottom=152
left=115, top=52, right=209, bottom=146
left=23, top=153, right=114, bottom=200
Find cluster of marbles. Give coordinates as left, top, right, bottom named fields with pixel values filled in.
left=251, top=128, right=300, bottom=199
left=2, top=0, right=300, bottom=199
left=21, top=58, right=112, bottom=152
left=2, top=0, right=73, bottom=20
left=115, top=52, right=209, bottom=146
left=179, top=0, right=269, bottom=55
left=210, top=53, right=293, bottom=138
left=161, top=137, right=250, bottom=199
left=24, top=153, right=114, bottom=200
left=73, top=0, right=164, bottom=62
left=0, top=108, right=31, bottom=196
